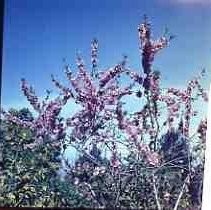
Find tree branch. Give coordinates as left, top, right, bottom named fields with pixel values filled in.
left=153, top=174, right=162, bottom=210
left=173, top=175, right=189, bottom=210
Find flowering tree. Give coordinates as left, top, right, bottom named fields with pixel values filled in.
left=1, top=17, right=208, bottom=209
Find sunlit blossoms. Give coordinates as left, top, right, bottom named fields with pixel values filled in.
left=64, top=54, right=133, bottom=142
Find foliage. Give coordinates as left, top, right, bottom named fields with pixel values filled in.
left=0, top=109, right=89, bottom=207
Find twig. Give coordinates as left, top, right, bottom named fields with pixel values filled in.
left=173, top=175, right=189, bottom=210
left=115, top=172, right=121, bottom=206
left=68, top=143, right=101, bottom=166
left=153, top=174, right=162, bottom=210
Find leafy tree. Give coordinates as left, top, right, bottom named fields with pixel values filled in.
left=0, top=108, right=89, bottom=207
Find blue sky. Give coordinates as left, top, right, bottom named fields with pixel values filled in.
left=2, top=0, right=211, bottom=111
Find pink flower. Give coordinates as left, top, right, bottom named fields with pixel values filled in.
left=21, top=79, right=41, bottom=113
left=147, top=152, right=160, bottom=166
left=197, top=119, right=207, bottom=142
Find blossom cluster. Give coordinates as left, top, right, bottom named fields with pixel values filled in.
left=164, top=70, right=208, bottom=137
left=21, top=78, right=41, bottom=113
left=1, top=79, right=69, bottom=149
left=91, top=38, right=98, bottom=78
left=138, top=17, right=171, bottom=95
left=197, top=119, right=207, bottom=143
left=64, top=56, right=133, bottom=142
